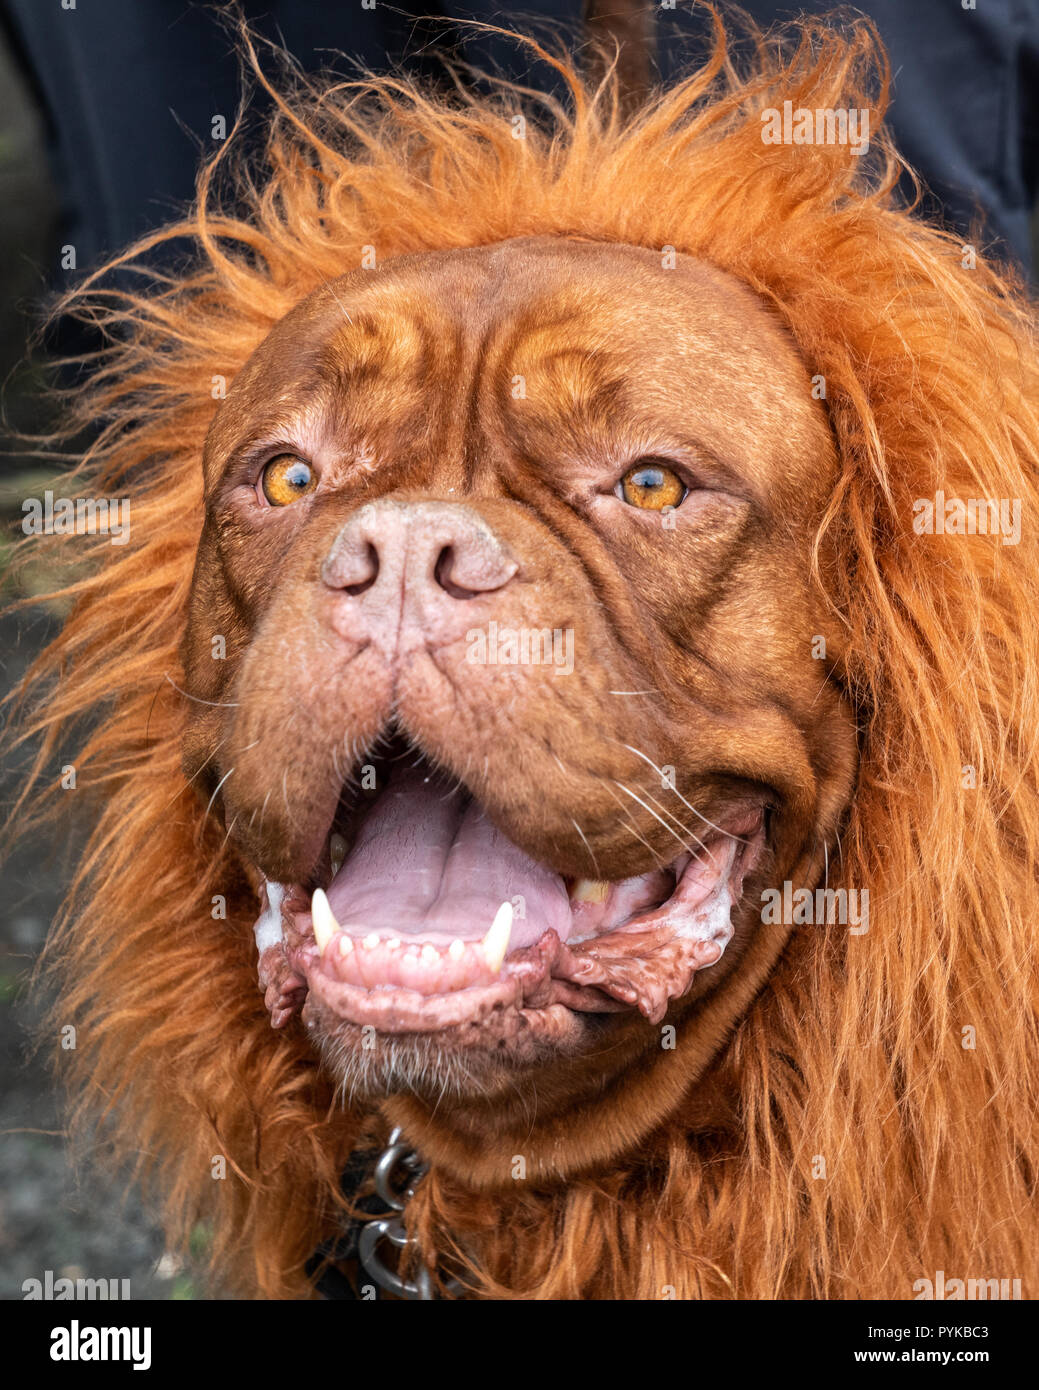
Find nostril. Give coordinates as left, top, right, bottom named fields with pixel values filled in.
left=339, top=541, right=379, bottom=597
left=434, top=546, right=482, bottom=600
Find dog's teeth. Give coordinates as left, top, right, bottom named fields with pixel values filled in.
left=482, top=901, right=514, bottom=974
left=421, top=944, right=439, bottom=964
left=311, top=888, right=339, bottom=955
left=338, top=935, right=353, bottom=956
left=363, top=933, right=380, bottom=950
left=448, top=939, right=465, bottom=961
left=385, top=937, right=401, bottom=951
left=570, top=878, right=610, bottom=904
left=329, top=833, right=347, bottom=877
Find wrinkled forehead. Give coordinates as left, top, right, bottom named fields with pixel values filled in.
left=207, top=237, right=824, bottom=476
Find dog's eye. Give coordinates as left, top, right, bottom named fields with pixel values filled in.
left=261, top=455, right=317, bottom=507
left=617, top=463, right=686, bottom=510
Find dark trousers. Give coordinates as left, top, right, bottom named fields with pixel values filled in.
left=3, top=0, right=1037, bottom=274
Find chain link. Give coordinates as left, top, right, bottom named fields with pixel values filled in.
left=357, top=1127, right=459, bottom=1300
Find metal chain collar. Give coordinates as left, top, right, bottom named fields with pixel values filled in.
left=357, top=1127, right=461, bottom=1300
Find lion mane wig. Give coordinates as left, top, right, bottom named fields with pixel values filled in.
left=7, top=11, right=1038, bottom=1299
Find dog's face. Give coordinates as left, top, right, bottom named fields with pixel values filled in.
left=182, top=236, right=858, bottom=1099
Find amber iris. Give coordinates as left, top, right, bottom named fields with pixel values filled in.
left=618, top=463, right=686, bottom=510
left=261, top=455, right=317, bottom=506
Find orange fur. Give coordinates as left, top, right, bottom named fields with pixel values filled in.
left=5, top=11, right=1038, bottom=1297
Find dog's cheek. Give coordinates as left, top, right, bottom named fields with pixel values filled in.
left=178, top=527, right=255, bottom=798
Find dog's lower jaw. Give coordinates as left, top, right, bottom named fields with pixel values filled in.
left=373, top=849, right=815, bottom=1192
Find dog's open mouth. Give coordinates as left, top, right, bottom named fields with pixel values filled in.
left=252, top=748, right=769, bottom=1040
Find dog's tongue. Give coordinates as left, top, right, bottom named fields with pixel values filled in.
left=325, top=763, right=573, bottom=950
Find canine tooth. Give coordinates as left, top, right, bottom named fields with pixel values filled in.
left=385, top=937, right=401, bottom=951
left=421, top=945, right=439, bottom=964
left=338, top=935, right=353, bottom=956
left=570, top=878, right=610, bottom=904
left=482, top=901, right=514, bottom=974
left=448, top=939, right=465, bottom=961
left=329, top=833, right=347, bottom=877
left=363, top=933, right=380, bottom=950
left=311, top=888, right=339, bottom=955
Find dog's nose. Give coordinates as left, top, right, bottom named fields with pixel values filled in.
left=322, top=500, right=517, bottom=649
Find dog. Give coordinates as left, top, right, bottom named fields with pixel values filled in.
left=9, top=12, right=1038, bottom=1299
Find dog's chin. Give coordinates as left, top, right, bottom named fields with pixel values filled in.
left=247, top=747, right=771, bottom=1099
left=309, top=1006, right=598, bottom=1102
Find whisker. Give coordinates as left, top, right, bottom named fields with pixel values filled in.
left=257, top=787, right=272, bottom=837
left=220, top=813, right=240, bottom=856
left=203, top=766, right=234, bottom=828
left=180, top=735, right=229, bottom=795
left=641, top=786, right=710, bottom=857
left=570, top=817, right=602, bottom=878
left=808, top=663, right=843, bottom=711
left=603, top=783, right=667, bottom=868
left=321, top=277, right=354, bottom=327
left=622, top=743, right=750, bottom=843
left=612, top=780, right=698, bottom=858
left=164, top=673, right=238, bottom=708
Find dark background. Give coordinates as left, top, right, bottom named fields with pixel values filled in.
left=2, top=1, right=1037, bottom=1302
